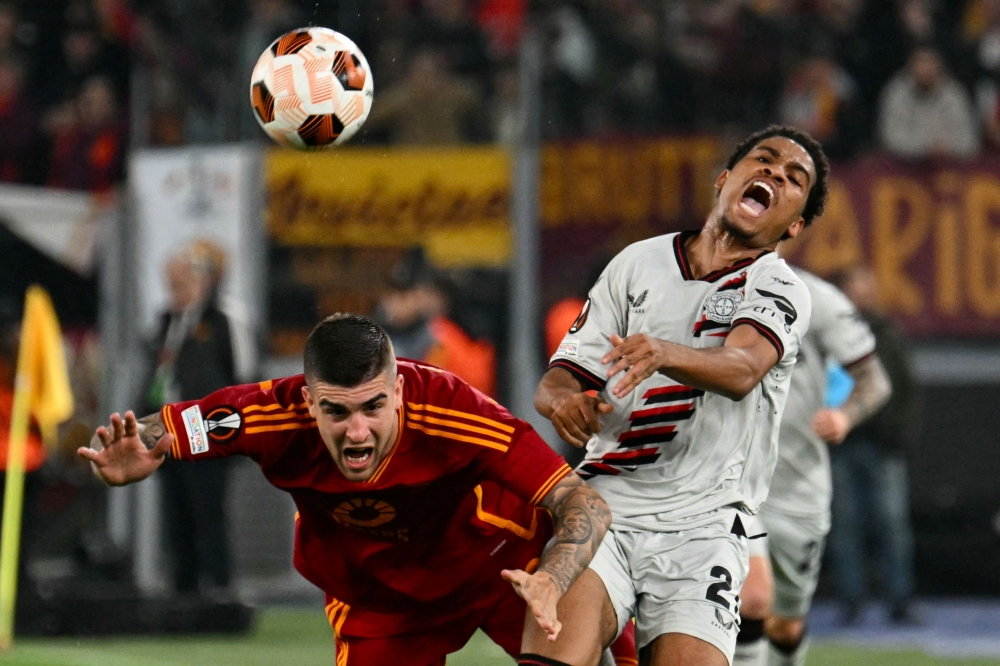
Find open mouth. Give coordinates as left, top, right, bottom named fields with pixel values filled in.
left=343, top=446, right=375, bottom=470
left=739, top=181, right=774, bottom=218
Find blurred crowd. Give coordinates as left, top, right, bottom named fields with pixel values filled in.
left=6, top=0, right=1000, bottom=194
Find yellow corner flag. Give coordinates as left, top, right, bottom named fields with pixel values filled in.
left=0, top=286, right=74, bottom=649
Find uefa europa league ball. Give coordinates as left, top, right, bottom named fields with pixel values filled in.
left=250, top=27, right=374, bottom=149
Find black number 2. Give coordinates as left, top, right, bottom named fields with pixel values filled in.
left=705, top=566, right=733, bottom=610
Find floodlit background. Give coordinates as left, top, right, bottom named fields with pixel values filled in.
left=0, top=0, right=999, bottom=663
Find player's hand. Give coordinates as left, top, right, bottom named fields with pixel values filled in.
left=550, top=391, right=613, bottom=448
left=813, top=408, right=851, bottom=444
left=501, top=569, right=563, bottom=641
left=77, top=411, right=173, bottom=486
left=602, top=333, right=670, bottom=398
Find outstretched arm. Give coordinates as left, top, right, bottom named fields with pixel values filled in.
left=502, top=472, right=611, bottom=641
left=78, top=411, right=174, bottom=486
left=813, top=355, right=892, bottom=444
left=601, top=324, right=780, bottom=401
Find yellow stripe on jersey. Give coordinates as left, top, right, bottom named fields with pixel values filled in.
left=243, top=401, right=308, bottom=413
left=161, top=405, right=180, bottom=459
left=326, top=597, right=351, bottom=638
left=244, top=411, right=313, bottom=423
left=530, top=464, right=573, bottom=505
left=473, top=484, right=538, bottom=539
left=245, top=421, right=316, bottom=435
left=406, top=412, right=512, bottom=443
left=258, top=379, right=273, bottom=391
left=405, top=421, right=509, bottom=452
left=406, top=402, right=515, bottom=434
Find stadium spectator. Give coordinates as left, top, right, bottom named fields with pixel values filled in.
left=0, top=54, right=43, bottom=184
left=364, top=47, right=478, bottom=144
left=410, top=0, right=492, bottom=83
left=877, top=44, right=980, bottom=158
left=47, top=75, right=125, bottom=192
left=779, top=54, right=867, bottom=159
left=375, top=248, right=496, bottom=396
left=829, top=265, right=919, bottom=625
left=141, top=241, right=237, bottom=598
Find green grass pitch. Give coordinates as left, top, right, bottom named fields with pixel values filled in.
left=0, top=608, right=996, bottom=665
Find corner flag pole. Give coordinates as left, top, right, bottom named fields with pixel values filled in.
left=0, top=321, right=36, bottom=650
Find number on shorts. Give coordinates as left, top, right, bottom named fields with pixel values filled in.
left=705, top=566, right=733, bottom=610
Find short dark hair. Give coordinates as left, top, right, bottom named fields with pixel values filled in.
left=724, top=125, right=830, bottom=227
left=303, top=314, right=395, bottom=387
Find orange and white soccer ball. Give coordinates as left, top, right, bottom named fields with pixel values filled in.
left=250, top=27, right=374, bottom=149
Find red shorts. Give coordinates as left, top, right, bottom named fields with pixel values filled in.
left=328, top=577, right=526, bottom=666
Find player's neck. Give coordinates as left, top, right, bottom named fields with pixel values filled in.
left=686, top=224, right=775, bottom=279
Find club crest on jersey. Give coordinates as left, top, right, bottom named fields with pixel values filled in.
left=204, top=406, right=242, bottom=443
left=704, top=291, right=743, bottom=324
left=627, top=290, right=649, bottom=313
left=332, top=498, right=397, bottom=528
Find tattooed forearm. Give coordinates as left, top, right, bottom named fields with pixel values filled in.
left=136, top=413, right=167, bottom=451
left=842, top=355, right=892, bottom=428
left=537, top=473, right=612, bottom=595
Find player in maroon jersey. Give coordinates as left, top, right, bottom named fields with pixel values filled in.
left=80, top=314, right=633, bottom=666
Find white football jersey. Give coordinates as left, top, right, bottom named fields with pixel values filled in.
left=550, top=232, right=811, bottom=531
left=764, top=269, right=876, bottom=522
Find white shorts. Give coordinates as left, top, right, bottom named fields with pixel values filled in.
left=589, top=509, right=751, bottom=664
left=754, top=506, right=829, bottom=618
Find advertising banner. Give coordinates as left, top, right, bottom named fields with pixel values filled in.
left=265, top=146, right=511, bottom=267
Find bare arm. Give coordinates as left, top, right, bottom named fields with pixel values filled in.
left=501, top=472, right=612, bottom=640
left=534, top=368, right=614, bottom=447
left=814, top=355, right=892, bottom=444
left=602, top=324, right=780, bottom=401
left=78, top=411, right=173, bottom=486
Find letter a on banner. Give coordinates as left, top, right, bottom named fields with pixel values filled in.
left=0, top=286, right=74, bottom=650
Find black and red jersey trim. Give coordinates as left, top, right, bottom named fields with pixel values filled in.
left=672, top=231, right=772, bottom=283
left=548, top=359, right=605, bottom=392
left=732, top=318, right=784, bottom=360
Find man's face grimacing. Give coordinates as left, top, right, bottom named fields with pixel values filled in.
left=714, top=136, right=816, bottom=246
left=302, top=370, right=404, bottom=483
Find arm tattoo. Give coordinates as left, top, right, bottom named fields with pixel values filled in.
left=137, top=413, right=167, bottom=451
left=537, top=473, right=612, bottom=595
left=842, top=355, right=892, bottom=428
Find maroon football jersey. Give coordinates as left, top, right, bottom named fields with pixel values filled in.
left=162, top=360, right=571, bottom=637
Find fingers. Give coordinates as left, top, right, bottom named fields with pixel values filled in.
left=123, top=411, right=138, bottom=438
left=596, top=400, right=615, bottom=414
left=77, top=446, right=102, bottom=463
left=579, top=400, right=603, bottom=435
left=554, top=413, right=592, bottom=447
left=110, top=413, right=124, bottom=442
left=151, top=434, right=174, bottom=460
left=553, top=420, right=587, bottom=448
left=612, top=360, right=655, bottom=398
left=95, top=426, right=111, bottom=448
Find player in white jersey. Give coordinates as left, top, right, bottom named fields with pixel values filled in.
left=733, top=270, right=891, bottom=666
left=518, top=127, right=830, bottom=666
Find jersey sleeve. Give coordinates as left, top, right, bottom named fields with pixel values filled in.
left=731, top=268, right=812, bottom=363
left=547, top=251, right=630, bottom=391
left=810, top=279, right=877, bottom=368
left=413, top=366, right=572, bottom=505
left=160, top=375, right=312, bottom=466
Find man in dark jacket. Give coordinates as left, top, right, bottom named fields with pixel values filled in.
left=143, top=241, right=236, bottom=596
left=830, top=265, right=918, bottom=624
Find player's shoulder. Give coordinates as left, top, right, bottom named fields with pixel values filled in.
left=791, top=267, right=855, bottom=316
left=257, top=374, right=308, bottom=406
left=615, top=233, right=677, bottom=265
left=746, top=254, right=809, bottom=297
left=398, top=358, right=505, bottom=412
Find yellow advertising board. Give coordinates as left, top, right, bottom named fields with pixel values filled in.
left=266, top=146, right=511, bottom=267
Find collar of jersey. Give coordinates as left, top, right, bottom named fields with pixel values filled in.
left=673, top=230, right=772, bottom=282
left=364, top=403, right=404, bottom=485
